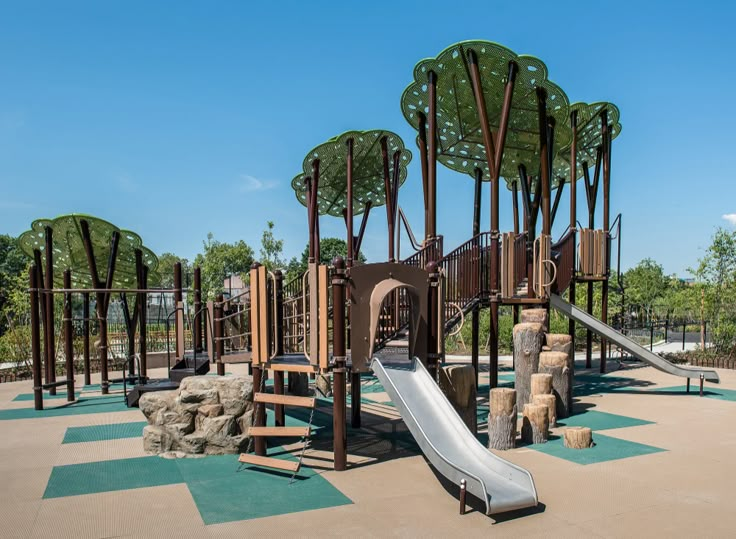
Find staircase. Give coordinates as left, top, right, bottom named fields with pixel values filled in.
left=238, top=391, right=316, bottom=473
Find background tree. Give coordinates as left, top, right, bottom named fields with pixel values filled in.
left=155, top=252, right=191, bottom=288
left=0, top=234, right=29, bottom=335
left=286, top=237, right=367, bottom=281
left=691, top=227, right=736, bottom=354
left=259, top=221, right=285, bottom=271
left=622, top=258, right=670, bottom=324
left=193, top=233, right=254, bottom=299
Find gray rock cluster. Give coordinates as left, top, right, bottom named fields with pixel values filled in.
left=140, top=375, right=254, bottom=455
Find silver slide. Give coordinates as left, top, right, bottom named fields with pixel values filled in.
left=371, top=355, right=538, bottom=515
left=550, top=294, right=719, bottom=383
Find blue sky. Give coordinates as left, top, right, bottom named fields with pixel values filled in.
left=1, top=0, right=734, bottom=276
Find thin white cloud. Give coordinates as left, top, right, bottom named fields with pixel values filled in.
left=722, top=213, right=736, bottom=226
left=239, top=174, right=277, bottom=193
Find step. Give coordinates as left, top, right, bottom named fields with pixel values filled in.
left=248, top=426, right=310, bottom=437
left=238, top=453, right=300, bottom=472
left=254, top=393, right=315, bottom=408
left=269, top=363, right=316, bottom=373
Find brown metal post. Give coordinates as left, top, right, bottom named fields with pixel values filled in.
left=600, top=111, right=610, bottom=373
left=83, top=292, right=91, bottom=385
left=44, top=226, right=56, bottom=395
left=252, top=364, right=266, bottom=456
left=312, top=160, right=321, bottom=262
left=346, top=139, right=355, bottom=267
left=512, top=181, right=520, bottom=234
left=215, top=294, right=225, bottom=376
left=138, top=265, right=148, bottom=379
left=173, top=262, right=183, bottom=360
left=273, top=270, right=285, bottom=427
left=194, top=267, right=202, bottom=352
left=30, top=266, right=43, bottom=410
left=536, top=89, right=551, bottom=236
left=32, top=250, right=48, bottom=386
left=471, top=168, right=482, bottom=386
left=332, top=257, right=347, bottom=471
left=427, top=261, right=440, bottom=381
left=569, top=110, right=578, bottom=357
left=427, top=71, right=438, bottom=240
left=417, top=112, right=429, bottom=235
left=63, top=270, right=75, bottom=401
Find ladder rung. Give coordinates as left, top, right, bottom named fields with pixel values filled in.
left=254, top=393, right=315, bottom=408
left=238, top=453, right=300, bottom=472
left=248, top=426, right=310, bottom=437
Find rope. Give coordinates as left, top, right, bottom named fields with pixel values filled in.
left=289, top=400, right=315, bottom=485
left=237, top=368, right=268, bottom=472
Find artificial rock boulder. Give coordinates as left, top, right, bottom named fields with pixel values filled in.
left=140, top=375, right=254, bottom=455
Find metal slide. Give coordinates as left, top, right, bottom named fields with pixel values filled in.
left=371, top=355, right=538, bottom=515
left=550, top=294, right=719, bottom=383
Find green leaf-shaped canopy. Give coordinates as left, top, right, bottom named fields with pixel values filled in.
left=291, top=130, right=412, bottom=217
left=17, top=214, right=159, bottom=289
left=400, top=40, right=571, bottom=184
left=551, top=102, right=622, bottom=183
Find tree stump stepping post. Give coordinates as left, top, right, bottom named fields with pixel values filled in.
left=520, top=308, right=548, bottom=332
left=539, top=351, right=573, bottom=418
left=530, top=372, right=553, bottom=396
left=521, top=403, right=549, bottom=444
left=532, top=393, right=557, bottom=427
left=513, top=322, right=544, bottom=407
left=439, top=365, right=477, bottom=432
left=488, top=388, right=517, bottom=450
left=563, top=426, right=593, bottom=449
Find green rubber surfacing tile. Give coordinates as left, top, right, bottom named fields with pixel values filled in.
left=13, top=391, right=80, bottom=402
left=556, top=410, right=653, bottom=431
left=62, top=421, right=148, bottom=444
left=43, top=453, right=352, bottom=524
left=43, top=456, right=183, bottom=498
left=528, top=433, right=665, bottom=465
left=0, top=395, right=132, bottom=420
left=185, top=454, right=352, bottom=524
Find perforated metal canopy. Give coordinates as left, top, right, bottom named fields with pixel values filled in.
left=400, top=40, right=571, bottom=184
left=17, top=214, right=159, bottom=289
left=291, top=130, right=412, bottom=217
left=517, top=102, right=622, bottom=190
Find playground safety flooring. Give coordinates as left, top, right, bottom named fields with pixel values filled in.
left=1, top=356, right=735, bottom=538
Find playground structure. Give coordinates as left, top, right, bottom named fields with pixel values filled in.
left=19, top=39, right=723, bottom=516
left=18, top=215, right=263, bottom=410
left=235, top=39, right=720, bottom=514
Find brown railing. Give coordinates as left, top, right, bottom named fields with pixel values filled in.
left=514, top=232, right=528, bottom=288
left=282, top=273, right=305, bottom=354
left=401, top=235, right=443, bottom=267
left=551, top=229, right=576, bottom=295
left=438, top=232, right=491, bottom=327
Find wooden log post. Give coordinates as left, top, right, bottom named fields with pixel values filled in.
left=439, top=365, right=477, bottom=432
left=530, top=372, right=553, bottom=397
left=513, top=322, right=544, bottom=407
left=488, top=388, right=517, bottom=450
left=564, top=426, right=593, bottom=449
left=532, top=393, right=557, bottom=427
left=520, top=308, right=548, bottom=332
left=539, top=351, right=573, bottom=418
left=521, top=403, right=549, bottom=444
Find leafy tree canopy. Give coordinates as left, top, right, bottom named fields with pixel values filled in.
left=193, top=233, right=254, bottom=300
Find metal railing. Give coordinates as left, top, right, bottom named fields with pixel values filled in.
left=438, top=232, right=491, bottom=328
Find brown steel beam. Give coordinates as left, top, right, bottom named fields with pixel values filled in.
left=332, top=257, right=347, bottom=470
left=63, top=270, right=75, bottom=401
left=30, top=266, right=43, bottom=410
left=44, top=226, right=56, bottom=394
left=427, top=71, right=438, bottom=240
